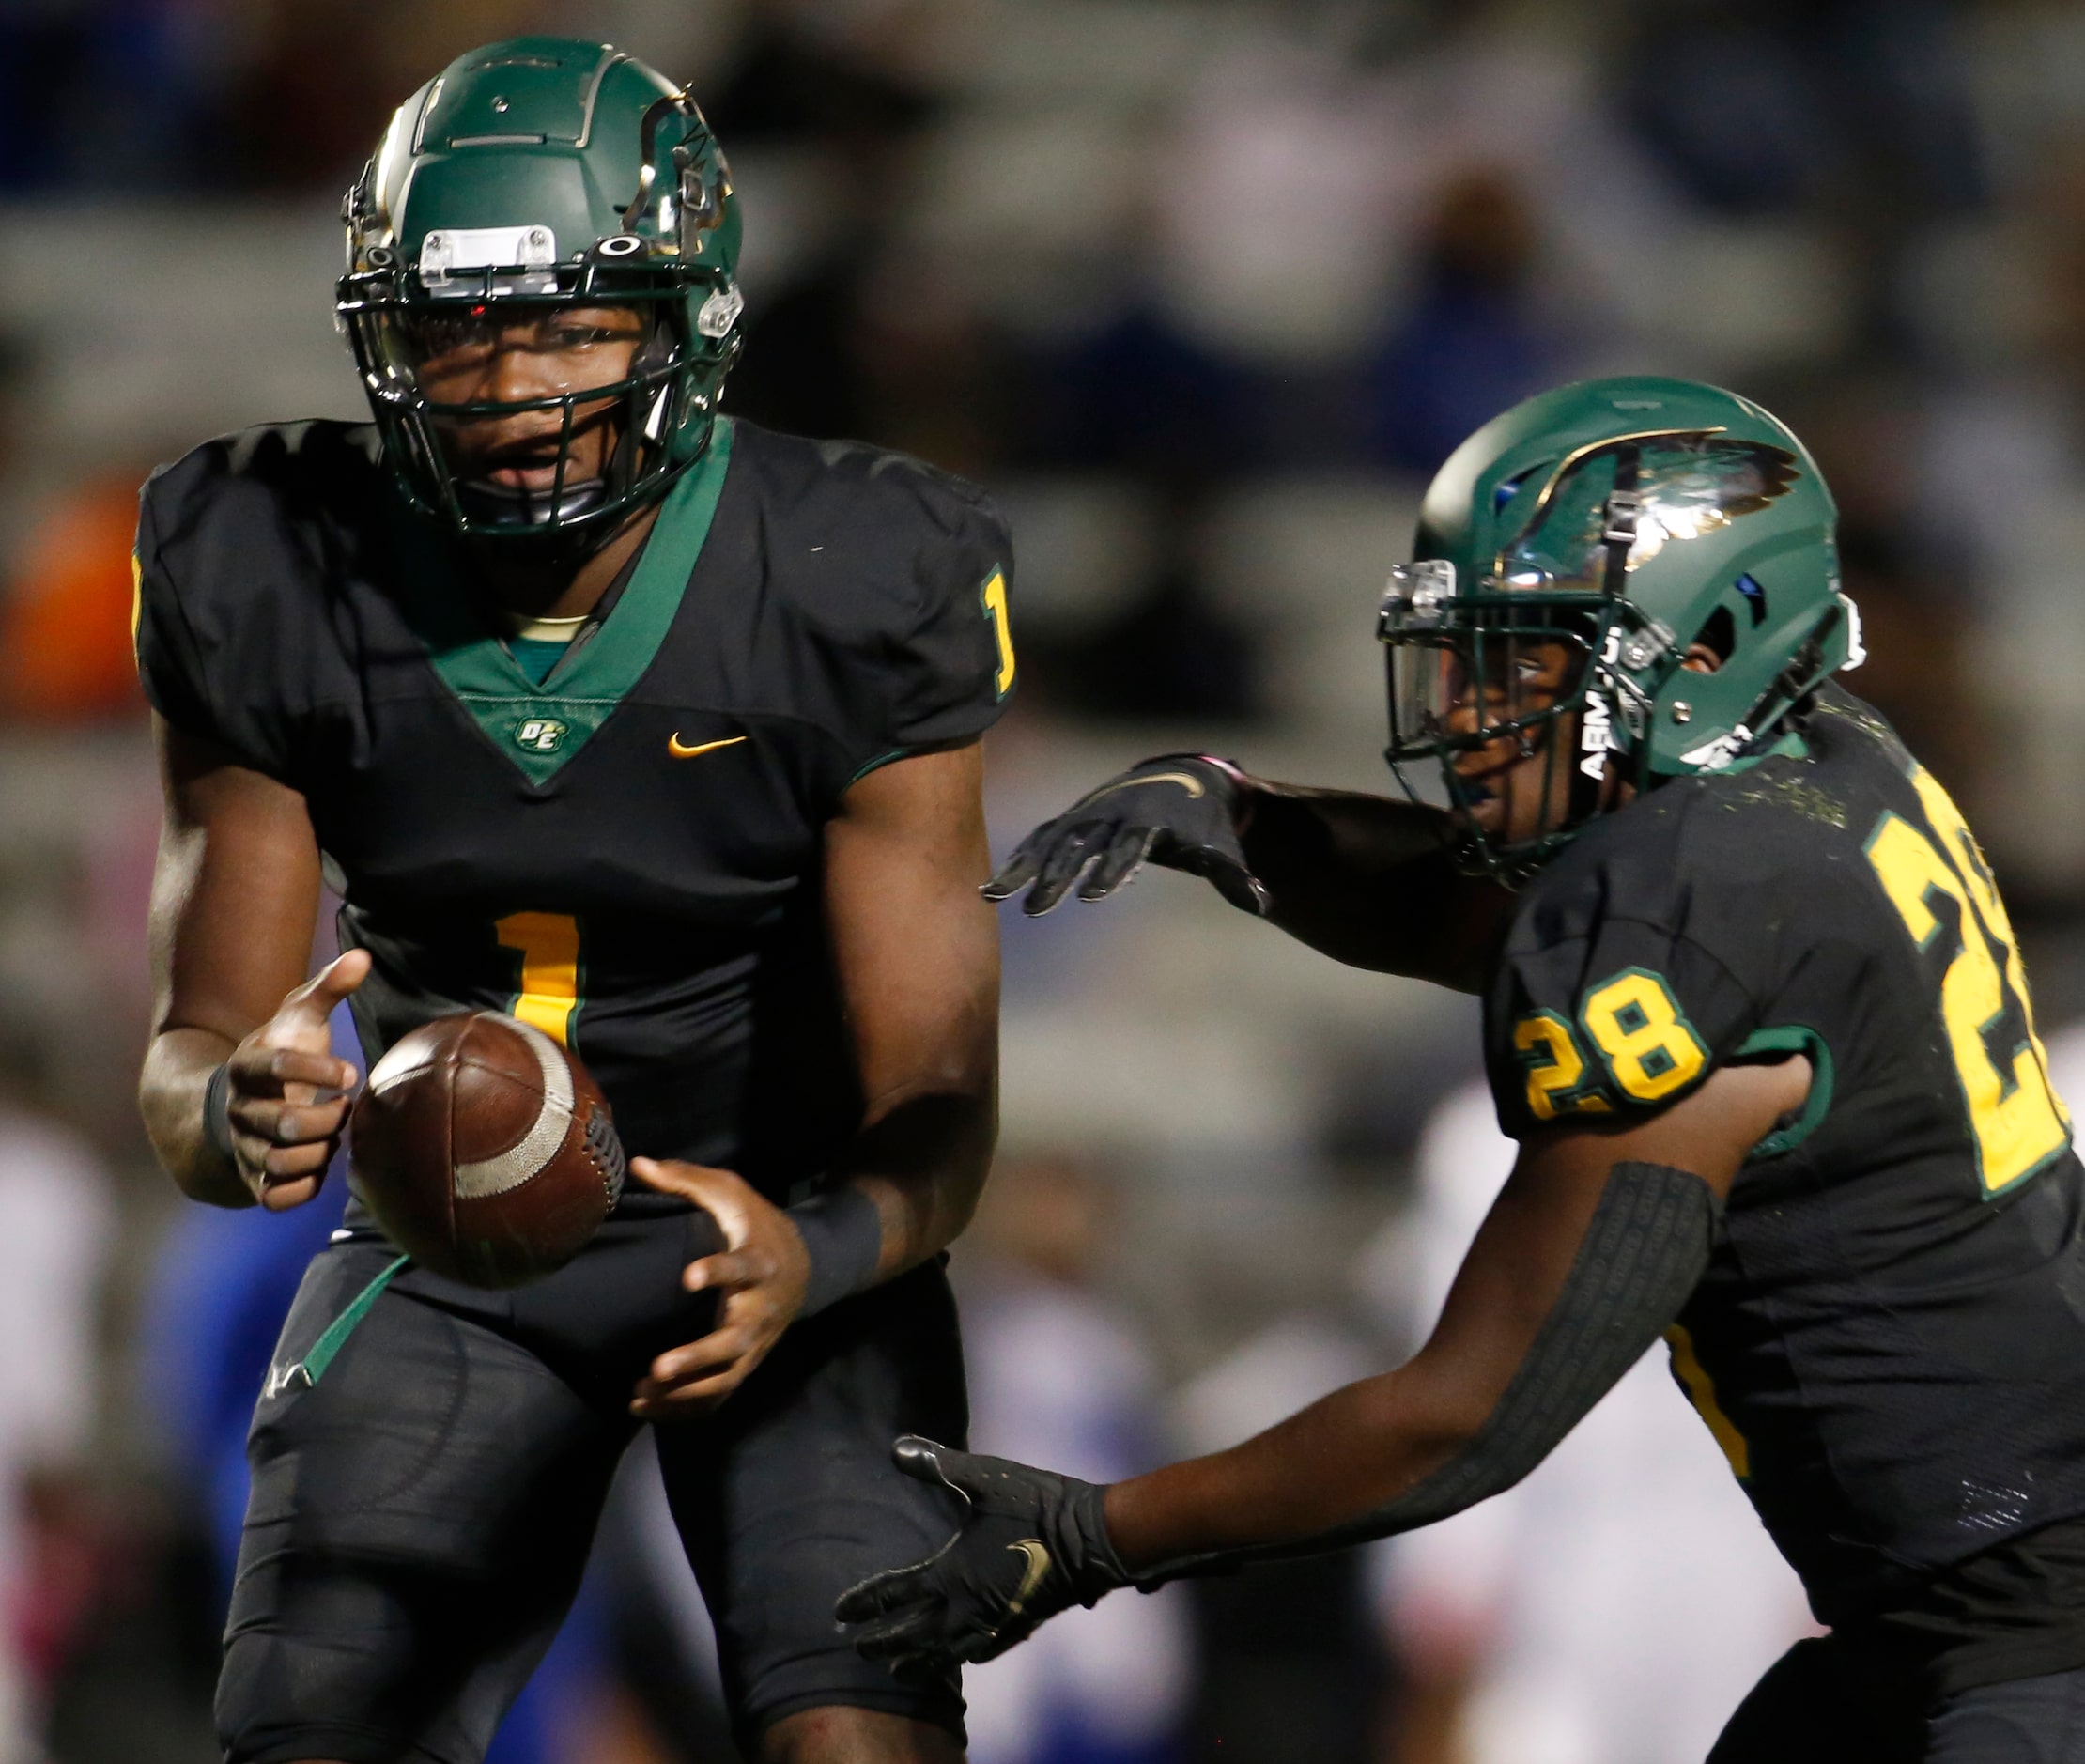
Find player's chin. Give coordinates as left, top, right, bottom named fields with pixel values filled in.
left=1450, top=782, right=1504, bottom=837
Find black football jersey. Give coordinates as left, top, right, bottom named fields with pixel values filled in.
left=135, top=416, right=1014, bottom=1205
left=1483, top=683, right=2085, bottom=1625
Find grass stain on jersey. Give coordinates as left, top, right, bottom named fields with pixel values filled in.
left=1726, top=767, right=1847, bottom=828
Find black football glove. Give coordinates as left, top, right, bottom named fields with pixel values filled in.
left=835, top=1436, right=1135, bottom=1676
left=981, top=753, right=1269, bottom=917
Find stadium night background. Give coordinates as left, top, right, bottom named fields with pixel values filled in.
left=2, top=2, right=2083, bottom=1761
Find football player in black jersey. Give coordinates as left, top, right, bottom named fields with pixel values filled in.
left=838, top=378, right=2085, bottom=1760
left=135, top=39, right=1015, bottom=1764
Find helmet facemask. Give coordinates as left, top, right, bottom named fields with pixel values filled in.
left=1382, top=433, right=1789, bottom=879
left=347, top=283, right=712, bottom=536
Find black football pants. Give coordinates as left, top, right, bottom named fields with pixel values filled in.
left=216, top=1200, right=970, bottom=1764
left=1709, top=1635, right=2085, bottom=1762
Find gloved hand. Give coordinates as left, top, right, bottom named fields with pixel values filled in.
left=835, top=1437, right=1135, bottom=1675
left=981, top=753, right=1269, bottom=917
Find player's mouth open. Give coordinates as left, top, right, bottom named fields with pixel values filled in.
left=486, top=458, right=565, bottom=490
left=468, top=438, right=569, bottom=488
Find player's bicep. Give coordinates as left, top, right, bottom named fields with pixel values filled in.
left=151, top=715, right=324, bottom=1043
left=1491, top=917, right=1767, bottom=1136
left=824, top=740, right=997, bottom=1107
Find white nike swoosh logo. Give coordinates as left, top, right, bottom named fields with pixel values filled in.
left=264, top=1361, right=312, bottom=1399
left=668, top=734, right=749, bottom=760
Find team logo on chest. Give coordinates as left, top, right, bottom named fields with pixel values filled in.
left=514, top=717, right=570, bottom=753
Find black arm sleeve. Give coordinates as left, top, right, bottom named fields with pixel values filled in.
left=1139, top=1160, right=1719, bottom=1582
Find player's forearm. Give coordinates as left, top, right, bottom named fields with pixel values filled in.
left=1105, top=1154, right=1723, bottom=1575
left=840, top=1084, right=996, bottom=1280
left=140, top=1026, right=250, bottom=1207
left=1103, top=1362, right=1481, bottom=1572
left=1237, top=783, right=1512, bottom=988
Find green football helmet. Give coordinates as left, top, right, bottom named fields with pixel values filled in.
left=337, top=38, right=744, bottom=539
left=1378, top=376, right=1863, bottom=876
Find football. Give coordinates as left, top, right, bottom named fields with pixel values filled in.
left=349, top=1011, right=626, bottom=1288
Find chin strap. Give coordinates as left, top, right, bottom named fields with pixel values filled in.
left=1599, top=443, right=1642, bottom=598
left=1568, top=442, right=1645, bottom=823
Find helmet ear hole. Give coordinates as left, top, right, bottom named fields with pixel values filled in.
left=1493, top=464, right=1545, bottom=514
left=1693, top=605, right=1738, bottom=667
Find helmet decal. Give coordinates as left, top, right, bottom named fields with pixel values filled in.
left=1625, top=437, right=1800, bottom=565
left=1503, top=433, right=1801, bottom=587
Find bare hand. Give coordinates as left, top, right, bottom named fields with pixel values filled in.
left=224, top=949, right=368, bottom=1211
left=627, top=1157, right=811, bottom=1416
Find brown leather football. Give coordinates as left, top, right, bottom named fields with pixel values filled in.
left=349, top=1012, right=625, bottom=1288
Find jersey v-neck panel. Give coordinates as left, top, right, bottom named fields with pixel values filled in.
left=391, top=419, right=736, bottom=787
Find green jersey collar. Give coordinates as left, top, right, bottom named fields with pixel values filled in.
left=394, top=420, right=734, bottom=785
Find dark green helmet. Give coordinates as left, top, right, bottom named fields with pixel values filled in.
left=1378, top=376, right=1863, bottom=874
left=337, top=38, right=743, bottom=539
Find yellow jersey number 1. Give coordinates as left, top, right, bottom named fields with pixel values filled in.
left=981, top=569, right=1015, bottom=699
left=1863, top=766, right=2068, bottom=1197
left=495, top=911, right=582, bottom=1049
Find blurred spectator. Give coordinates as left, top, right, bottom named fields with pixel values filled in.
left=955, top=1150, right=1192, bottom=1764
left=703, top=3, right=943, bottom=147
left=1615, top=0, right=1985, bottom=360
left=0, top=1029, right=115, bottom=1759
left=0, top=473, right=147, bottom=724
left=1616, top=0, right=1984, bottom=222
left=1169, top=1300, right=1390, bottom=1764
left=1360, top=167, right=1570, bottom=476
left=1358, top=1080, right=1807, bottom=1764
left=1016, top=492, right=1263, bottom=724
left=1762, top=378, right=1993, bottom=815
left=1023, top=302, right=1271, bottom=487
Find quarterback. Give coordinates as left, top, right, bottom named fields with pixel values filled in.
left=842, top=379, right=2085, bottom=1760
left=137, top=39, right=1011, bottom=1764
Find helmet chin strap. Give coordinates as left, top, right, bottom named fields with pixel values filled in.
left=455, top=475, right=609, bottom=528
left=1567, top=441, right=1645, bottom=827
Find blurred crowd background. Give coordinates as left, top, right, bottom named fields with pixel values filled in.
left=4, top=0, right=2085, bottom=1758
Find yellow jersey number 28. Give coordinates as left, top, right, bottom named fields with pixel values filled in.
left=1864, top=766, right=2068, bottom=1197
